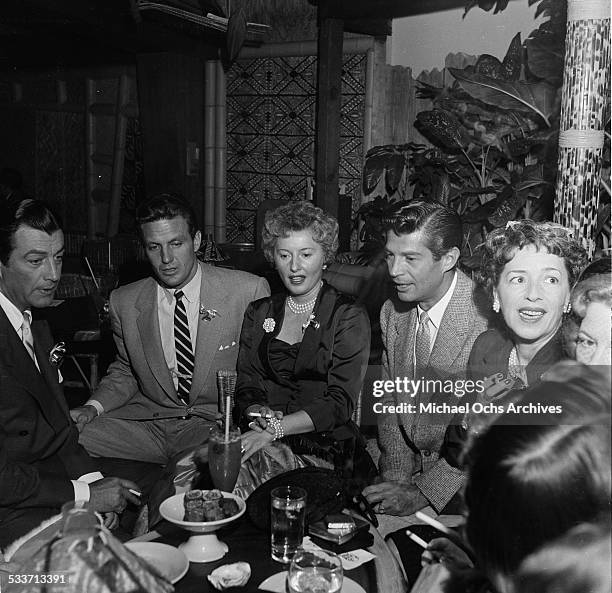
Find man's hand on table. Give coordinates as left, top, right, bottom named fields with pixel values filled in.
left=89, top=477, right=142, bottom=513
left=70, top=405, right=98, bottom=432
left=362, top=481, right=428, bottom=516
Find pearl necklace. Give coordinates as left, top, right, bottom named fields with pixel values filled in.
left=287, top=282, right=322, bottom=315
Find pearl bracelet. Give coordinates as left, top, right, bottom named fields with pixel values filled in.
left=268, top=417, right=285, bottom=440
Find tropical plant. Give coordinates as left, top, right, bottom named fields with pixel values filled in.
left=359, top=1, right=572, bottom=265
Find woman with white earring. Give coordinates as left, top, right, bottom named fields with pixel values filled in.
left=467, top=220, right=587, bottom=393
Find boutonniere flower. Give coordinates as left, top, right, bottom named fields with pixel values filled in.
left=49, top=341, right=66, bottom=367
left=301, top=314, right=320, bottom=332
left=263, top=318, right=276, bottom=333
left=199, top=304, right=219, bottom=321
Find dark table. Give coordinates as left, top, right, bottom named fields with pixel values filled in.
left=133, top=516, right=378, bottom=593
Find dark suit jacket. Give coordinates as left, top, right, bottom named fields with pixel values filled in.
left=234, top=282, right=370, bottom=437
left=377, top=270, right=489, bottom=512
left=92, top=262, right=270, bottom=420
left=0, top=308, right=97, bottom=522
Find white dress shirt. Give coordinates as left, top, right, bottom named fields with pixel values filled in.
left=413, top=270, right=458, bottom=370
left=0, top=290, right=102, bottom=502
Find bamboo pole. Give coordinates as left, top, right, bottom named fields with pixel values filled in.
left=107, top=73, right=130, bottom=238
left=204, top=60, right=217, bottom=237
left=554, top=0, right=611, bottom=257
left=85, top=78, right=97, bottom=239
left=214, top=60, right=227, bottom=243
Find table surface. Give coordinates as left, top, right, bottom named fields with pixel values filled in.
left=129, top=508, right=413, bottom=593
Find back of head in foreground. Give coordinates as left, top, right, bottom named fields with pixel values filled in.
left=513, top=520, right=611, bottom=593
left=463, top=365, right=611, bottom=591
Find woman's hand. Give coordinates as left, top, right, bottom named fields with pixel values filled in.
left=240, top=427, right=275, bottom=462
left=245, top=405, right=283, bottom=432
left=421, top=537, right=473, bottom=571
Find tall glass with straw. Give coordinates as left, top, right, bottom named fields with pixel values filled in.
left=208, top=371, right=241, bottom=492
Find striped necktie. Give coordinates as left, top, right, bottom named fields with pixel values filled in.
left=414, top=310, right=431, bottom=379
left=21, top=310, right=36, bottom=363
left=174, top=290, right=194, bottom=405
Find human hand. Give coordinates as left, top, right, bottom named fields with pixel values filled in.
left=245, top=405, right=283, bottom=432
left=362, top=481, right=428, bottom=516
left=102, top=511, right=120, bottom=530
left=240, top=428, right=275, bottom=462
left=422, top=537, right=473, bottom=571
left=88, top=477, right=142, bottom=513
left=70, top=405, right=98, bottom=432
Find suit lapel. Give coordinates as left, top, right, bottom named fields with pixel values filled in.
left=257, top=293, right=294, bottom=388
left=428, top=271, right=474, bottom=372
left=0, top=310, right=67, bottom=430
left=189, top=264, right=225, bottom=400
left=135, top=279, right=177, bottom=399
left=293, top=283, right=330, bottom=376
left=395, top=305, right=417, bottom=383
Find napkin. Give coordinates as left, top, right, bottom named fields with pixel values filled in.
left=302, top=537, right=376, bottom=570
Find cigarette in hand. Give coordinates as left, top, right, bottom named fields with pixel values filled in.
left=128, top=489, right=142, bottom=497
left=406, top=529, right=429, bottom=549
left=247, top=412, right=273, bottom=419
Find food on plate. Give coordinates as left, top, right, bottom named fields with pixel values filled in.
left=183, top=489, right=240, bottom=522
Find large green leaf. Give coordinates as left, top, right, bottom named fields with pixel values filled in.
left=526, top=34, right=564, bottom=84
left=502, top=33, right=523, bottom=80
left=449, top=68, right=556, bottom=126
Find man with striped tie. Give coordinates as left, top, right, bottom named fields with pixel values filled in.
left=0, top=199, right=140, bottom=547
left=72, top=193, right=270, bottom=465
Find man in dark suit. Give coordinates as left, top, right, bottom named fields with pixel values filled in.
left=364, top=201, right=488, bottom=518
left=0, top=199, right=140, bottom=548
left=71, top=193, right=270, bottom=464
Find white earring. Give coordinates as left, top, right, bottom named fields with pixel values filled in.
left=493, top=295, right=500, bottom=313
left=563, top=301, right=572, bottom=314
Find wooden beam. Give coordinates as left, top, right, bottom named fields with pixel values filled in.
left=314, top=10, right=344, bottom=219
left=326, top=0, right=475, bottom=19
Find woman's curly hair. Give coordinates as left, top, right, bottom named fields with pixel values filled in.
left=261, top=200, right=339, bottom=264
left=478, top=220, right=588, bottom=301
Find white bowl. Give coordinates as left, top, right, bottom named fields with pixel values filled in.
left=159, top=492, right=246, bottom=563
left=124, top=542, right=189, bottom=584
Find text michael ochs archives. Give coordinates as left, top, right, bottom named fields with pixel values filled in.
left=369, top=378, right=563, bottom=415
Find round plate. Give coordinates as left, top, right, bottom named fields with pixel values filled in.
left=125, top=542, right=189, bottom=584
left=258, top=571, right=366, bottom=593
left=159, top=492, right=246, bottom=533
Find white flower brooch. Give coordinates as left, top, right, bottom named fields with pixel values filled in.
left=200, top=304, right=219, bottom=321
left=263, top=318, right=276, bottom=333
left=302, top=314, right=320, bottom=332
left=49, top=342, right=66, bottom=366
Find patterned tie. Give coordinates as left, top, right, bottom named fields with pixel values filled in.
left=21, top=310, right=36, bottom=363
left=414, top=310, right=431, bottom=378
left=174, top=290, right=194, bottom=405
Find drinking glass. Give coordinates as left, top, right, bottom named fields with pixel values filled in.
left=208, top=425, right=242, bottom=492
left=270, top=486, right=307, bottom=563
left=288, top=549, right=343, bottom=593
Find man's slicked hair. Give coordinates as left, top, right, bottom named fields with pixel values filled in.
left=0, top=199, right=62, bottom=265
left=135, top=193, right=199, bottom=240
left=382, top=200, right=463, bottom=260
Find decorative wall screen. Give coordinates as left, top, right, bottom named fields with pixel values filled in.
left=35, top=111, right=86, bottom=232
left=226, top=52, right=366, bottom=243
